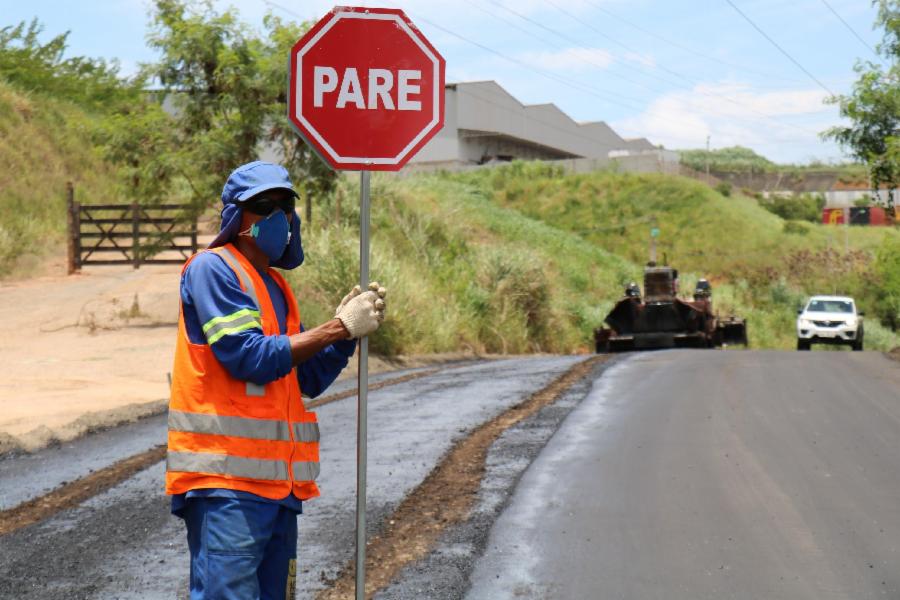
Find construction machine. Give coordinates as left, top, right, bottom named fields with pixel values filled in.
left=594, top=264, right=748, bottom=352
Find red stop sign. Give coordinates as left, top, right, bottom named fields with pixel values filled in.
left=288, top=6, right=445, bottom=171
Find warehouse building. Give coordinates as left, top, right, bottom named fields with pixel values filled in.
left=408, top=80, right=658, bottom=169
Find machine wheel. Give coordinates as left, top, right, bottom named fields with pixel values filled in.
left=797, top=339, right=811, bottom=351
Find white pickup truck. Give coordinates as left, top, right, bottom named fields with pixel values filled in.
left=796, top=295, right=864, bottom=351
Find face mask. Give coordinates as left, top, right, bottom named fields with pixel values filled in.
left=240, top=210, right=291, bottom=261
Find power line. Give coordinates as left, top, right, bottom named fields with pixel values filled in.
left=262, top=0, right=826, bottom=145
left=724, top=0, right=835, bottom=95
left=459, top=0, right=561, bottom=51
left=417, top=10, right=813, bottom=142
left=818, top=0, right=879, bottom=58
left=457, top=0, right=664, bottom=101
left=262, top=0, right=312, bottom=20
left=396, top=13, right=659, bottom=113
left=263, top=0, right=653, bottom=112
left=492, top=0, right=823, bottom=136
left=491, top=0, right=681, bottom=89
left=461, top=0, right=737, bottom=107
left=579, top=0, right=804, bottom=83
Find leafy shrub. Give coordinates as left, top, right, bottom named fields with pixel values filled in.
left=679, top=146, right=775, bottom=173
left=0, top=19, right=139, bottom=111
left=758, top=193, right=825, bottom=222
left=715, top=181, right=733, bottom=197
left=874, top=235, right=900, bottom=330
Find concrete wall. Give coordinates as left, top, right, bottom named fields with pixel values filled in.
left=623, top=137, right=656, bottom=152
left=411, top=81, right=632, bottom=165
left=760, top=189, right=897, bottom=208
left=398, top=149, right=682, bottom=178
left=822, top=189, right=896, bottom=208
left=408, top=87, right=460, bottom=164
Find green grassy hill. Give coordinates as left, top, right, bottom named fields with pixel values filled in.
left=459, top=162, right=894, bottom=277
left=287, top=173, right=638, bottom=355
left=445, top=163, right=900, bottom=350
left=0, top=80, right=119, bottom=275
left=284, top=163, right=899, bottom=354
left=2, top=84, right=897, bottom=353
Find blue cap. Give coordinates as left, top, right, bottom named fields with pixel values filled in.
left=208, top=161, right=305, bottom=269
left=221, top=161, right=299, bottom=205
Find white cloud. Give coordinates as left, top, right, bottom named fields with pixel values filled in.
left=520, top=47, right=614, bottom=72
left=623, top=51, right=656, bottom=69
left=613, top=81, right=846, bottom=162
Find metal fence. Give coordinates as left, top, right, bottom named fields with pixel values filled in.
left=66, top=182, right=198, bottom=273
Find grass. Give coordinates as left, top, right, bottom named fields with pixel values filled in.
left=444, top=162, right=900, bottom=351
left=2, top=88, right=897, bottom=354
left=283, top=163, right=899, bottom=353
left=0, top=81, right=119, bottom=275
left=285, top=172, right=637, bottom=355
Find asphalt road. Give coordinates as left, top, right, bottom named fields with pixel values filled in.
left=3, top=350, right=899, bottom=599
left=467, top=350, right=900, bottom=600
left=0, top=356, right=586, bottom=599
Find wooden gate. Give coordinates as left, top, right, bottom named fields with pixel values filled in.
left=66, top=183, right=199, bottom=273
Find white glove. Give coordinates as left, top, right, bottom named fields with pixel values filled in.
left=335, top=285, right=362, bottom=317
left=336, top=282, right=387, bottom=338
left=335, top=282, right=386, bottom=318
left=368, top=282, right=387, bottom=322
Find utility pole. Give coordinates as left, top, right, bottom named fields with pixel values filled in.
left=705, top=135, right=711, bottom=183
left=844, top=215, right=850, bottom=284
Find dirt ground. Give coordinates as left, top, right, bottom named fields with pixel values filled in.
left=0, top=248, right=469, bottom=455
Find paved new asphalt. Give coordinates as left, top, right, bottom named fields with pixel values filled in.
left=2, top=350, right=899, bottom=599
left=466, top=350, right=900, bottom=600
left=0, top=356, right=586, bottom=599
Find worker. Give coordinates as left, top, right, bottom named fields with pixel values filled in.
left=165, top=161, right=386, bottom=599
left=624, top=281, right=641, bottom=299
left=694, top=278, right=712, bottom=300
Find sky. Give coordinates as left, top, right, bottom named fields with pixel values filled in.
left=3, top=0, right=888, bottom=164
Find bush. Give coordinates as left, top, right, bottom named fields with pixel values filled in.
left=471, top=248, right=552, bottom=352
left=0, top=19, right=139, bottom=111
left=758, top=193, right=825, bottom=222
left=715, top=181, right=733, bottom=197
left=874, top=235, right=900, bottom=330
left=678, top=146, right=775, bottom=173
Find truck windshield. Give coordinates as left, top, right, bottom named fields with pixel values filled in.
left=807, top=300, right=853, bottom=313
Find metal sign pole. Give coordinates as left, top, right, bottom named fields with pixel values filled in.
left=355, top=169, right=371, bottom=600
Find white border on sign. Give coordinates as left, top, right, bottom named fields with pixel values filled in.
left=295, top=11, right=441, bottom=165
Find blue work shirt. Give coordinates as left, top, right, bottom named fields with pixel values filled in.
left=171, top=250, right=356, bottom=517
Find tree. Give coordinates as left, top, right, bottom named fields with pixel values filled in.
left=0, top=19, right=140, bottom=111
left=824, top=0, right=900, bottom=210
left=137, top=0, right=336, bottom=211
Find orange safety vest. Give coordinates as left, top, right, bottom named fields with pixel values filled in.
left=166, top=243, right=320, bottom=501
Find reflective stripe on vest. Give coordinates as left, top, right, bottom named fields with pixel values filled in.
left=293, top=461, right=320, bottom=481
left=293, top=422, right=320, bottom=443
left=203, top=308, right=262, bottom=345
left=217, top=246, right=260, bottom=309
left=168, top=450, right=289, bottom=481
left=169, top=409, right=291, bottom=441
left=213, top=246, right=269, bottom=398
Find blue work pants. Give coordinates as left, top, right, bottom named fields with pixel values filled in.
left=183, top=497, right=298, bottom=600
